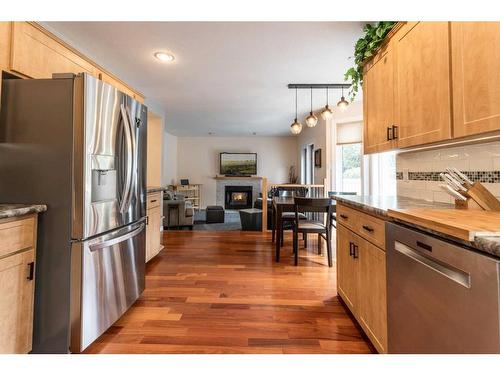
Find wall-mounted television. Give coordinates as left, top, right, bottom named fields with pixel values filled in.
left=220, top=152, right=257, bottom=176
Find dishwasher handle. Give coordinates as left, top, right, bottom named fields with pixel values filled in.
left=394, top=241, right=471, bottom=288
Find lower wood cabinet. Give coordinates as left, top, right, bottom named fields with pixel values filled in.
left=0, top=215, right=38, bottom=354
left=336, top=204, right=388, bottom=353
left=145, top=192, right=163, bottom=263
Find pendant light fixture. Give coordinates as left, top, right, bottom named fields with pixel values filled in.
left=305, top=87, right=318, bottom=128
left=337, top=86, right=349, bottom=110
left=320, top=87, right=333, bottom=120
left=290, top=88, right=303, bottom=135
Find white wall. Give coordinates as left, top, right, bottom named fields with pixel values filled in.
left=297, top=117, right=329, bottom=185
left=162, top=131, right=178, bottom=186
left=176, top=136, right=298, bottom=207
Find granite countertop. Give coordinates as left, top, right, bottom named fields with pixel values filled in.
left=0, top=204, right=47, bottom=220
left=332, top=194, right=500, bottom=258
left=147, top=186, right=167, bottom=194
left=332, top=194, right=453, bottom=217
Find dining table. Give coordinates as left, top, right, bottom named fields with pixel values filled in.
left=272, top=195, right=336, bottom=262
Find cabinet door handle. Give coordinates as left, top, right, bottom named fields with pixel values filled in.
left=387, top=126, right=393, bottom=141
left=340, top=214, right=348, bottom=220
left=353, top=244, right=359, bottom=259
left=362, top=225, right=374, bottom=233
left=27, top=261, right=35, bottom=280
left=392, top=124, right=398, bottom=139
left=349, top=241, right=354, bottom=257
left=146, top=216, right=149, bottom=225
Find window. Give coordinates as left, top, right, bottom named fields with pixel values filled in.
left=332, top=119, right=396, bottom=196
left=336, top=143, right=363, bottom=194
left=334, top=120, right=363, bottom=194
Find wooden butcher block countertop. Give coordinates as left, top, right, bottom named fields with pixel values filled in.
left=387, top=208, right=500, bottom=242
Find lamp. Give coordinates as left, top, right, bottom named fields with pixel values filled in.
left=305, top=87, right=318, bottom=128
left=320, top=88, right=333, bottom=120
left=290, top=88, right=303, bottom=135
left=337, top=86, right=349, bottom=110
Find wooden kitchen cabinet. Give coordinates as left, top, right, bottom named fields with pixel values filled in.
left=0, top=215, right=38, bottom=354
left=363, top=43, right=397, bottom=154
left=10, top=22, right=97, bottom=79
left=358, top=239, right=387, bottom=353
left=451, top=22, right=500, bottom=138
left=3, top=22, right=144, bottom=103
left=394, top=21, right=452, bottom=148
left=0, top=22, right=11, bottom=71
left=145, top=192, right=163, bottom=263
left=336, top=203, right=388, bottom=353
left=336, top=224, right=358, bottom=312
left=99, top=71, right=145, bottom=103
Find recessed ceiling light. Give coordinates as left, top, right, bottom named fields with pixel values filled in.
left=154, top=51, right=175, bottom=63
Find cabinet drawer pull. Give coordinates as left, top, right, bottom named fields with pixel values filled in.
left=362, top=225, right=374, bottom=233
left=340, top=214, right=348, bottom=220
left=353, top=244, right=359, bottom=259
left=150, top=199, right=157, bottom=203
left=392, top=124, right=398, bottom=139
left=27, top=261, right=35, bottom=280
left=349, top=241, right=354, bottom=257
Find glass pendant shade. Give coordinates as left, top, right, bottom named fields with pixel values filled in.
left=290, top=118, right=303, bottom=135
left=305, top=111, right=318, bottom=127
left=320, top=105, right=333, bottom=120
left=337, top=96, right=349, bottom=111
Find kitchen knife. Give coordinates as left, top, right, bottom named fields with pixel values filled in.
left=441, top=172, right=467, bottom=192
left=451, top=167, right=473, bottom=186
left=445, top=167, right=466, bottom=186
left=439, top=184, right=467, bottom=201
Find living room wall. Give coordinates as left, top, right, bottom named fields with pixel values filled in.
left=176, top=136, right=298, bottom=208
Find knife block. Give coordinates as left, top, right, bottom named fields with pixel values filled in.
left=455, top=182, right=500, bottom=211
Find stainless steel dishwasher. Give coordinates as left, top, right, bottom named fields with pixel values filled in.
left=386, top=222, right=500, bottom=353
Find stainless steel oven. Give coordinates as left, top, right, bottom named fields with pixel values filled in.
left=386, top=222, right=500, bottom=353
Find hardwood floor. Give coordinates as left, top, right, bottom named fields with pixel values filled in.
left=84, top=230, right=375, bottom=354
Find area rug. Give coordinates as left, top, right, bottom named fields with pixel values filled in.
left=193, top=209, right=242, bottom=231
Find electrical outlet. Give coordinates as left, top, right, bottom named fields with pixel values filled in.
left=403, top=168, right=409, bottom=182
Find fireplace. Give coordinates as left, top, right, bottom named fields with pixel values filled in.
left=225, top=185, right=253, bottom=210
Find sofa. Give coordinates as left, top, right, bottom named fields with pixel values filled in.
left=163, top=190, right=194, bottom=229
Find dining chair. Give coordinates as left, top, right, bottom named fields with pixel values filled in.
left=277, top=188, right=308, bottom=247
left=288, top=197, right=334, bottom=267
left=328, top=191, right=357, bottom=228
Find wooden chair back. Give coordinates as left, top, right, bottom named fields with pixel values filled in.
left=293, top=197, right=333, bottom=227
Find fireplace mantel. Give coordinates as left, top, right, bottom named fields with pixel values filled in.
left=214, top=175, right=263, bottom=180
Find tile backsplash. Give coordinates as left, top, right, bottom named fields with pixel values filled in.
left=396, top=141, right=500, bottom=203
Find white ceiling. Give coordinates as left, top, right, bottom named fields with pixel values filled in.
left=44, top=22, right=364, bottom=136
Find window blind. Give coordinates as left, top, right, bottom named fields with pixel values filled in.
left=337, top=121, right=363, bottom=145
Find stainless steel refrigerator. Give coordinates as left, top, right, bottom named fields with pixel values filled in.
left=0, top=73, right=147, bottom=353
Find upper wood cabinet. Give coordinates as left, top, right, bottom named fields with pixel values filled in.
left=451, top=22, right=500, bottom=138
left=0, top=22, right=11, bottom=71
left=99, top=71, right=145, bottom=103
left=3, top=22, right=144, bottom=103
left=11, top=22, right=97, bottom=79
left=363, top=42, right=397, bottom=154
left=394, top=22, right=452, bottom=148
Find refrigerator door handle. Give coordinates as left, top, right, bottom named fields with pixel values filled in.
left=119, top=104, right=133, bottom=213
left=125, top=105, right=137, bottom=211
left=89, top=223, right=145, bottom=252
